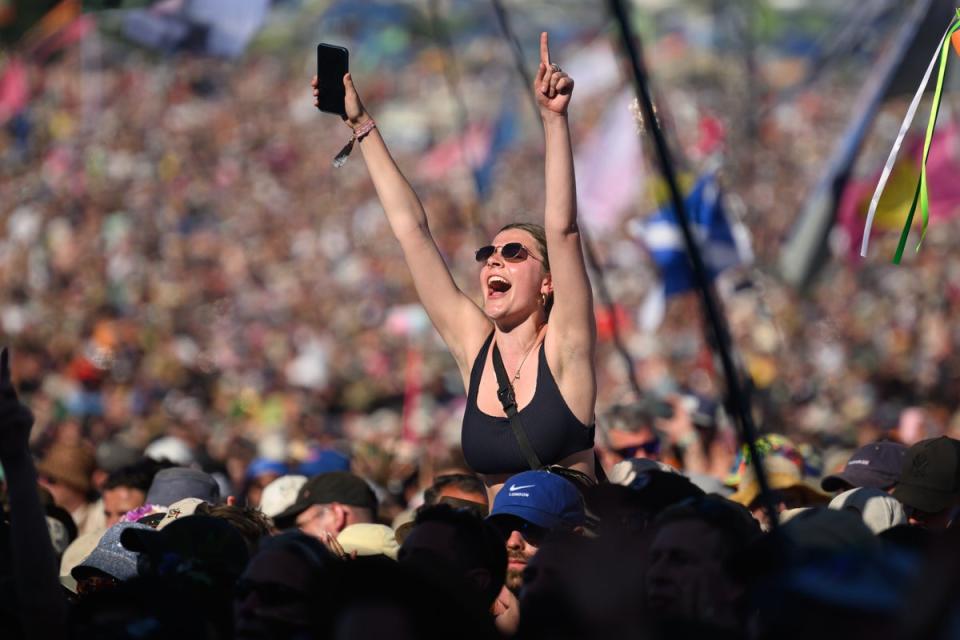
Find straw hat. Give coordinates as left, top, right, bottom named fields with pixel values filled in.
left=730, top=453, right=829, bottom=509
left=37, top=444, right=95, bottom=494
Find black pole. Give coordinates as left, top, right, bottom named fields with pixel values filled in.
left=608, top=0, right=778, bottom=528
left=490, top=0, right=542, bottom=123
left=426, top=0, right=484, bottom=237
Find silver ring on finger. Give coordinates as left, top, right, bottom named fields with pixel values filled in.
left=550, top=63, right=561, bottom=73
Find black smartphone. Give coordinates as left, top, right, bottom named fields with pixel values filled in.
left=316, top=43, right=348, bottom=117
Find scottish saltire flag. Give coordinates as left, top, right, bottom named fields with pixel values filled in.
left=642, top=173, right=747, bottom=297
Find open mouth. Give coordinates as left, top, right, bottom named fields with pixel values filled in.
left=487, top=275, right=512, bottom=297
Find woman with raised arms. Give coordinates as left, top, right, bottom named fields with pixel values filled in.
left=313, top=33, right=597, bottom=496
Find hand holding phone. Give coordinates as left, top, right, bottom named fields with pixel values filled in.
left=315, top=43, right=349, bottom=118
left=313, top=44, right=373, bottom=167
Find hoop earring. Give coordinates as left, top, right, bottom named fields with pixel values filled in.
left=540, top=292, right=548, bottom=306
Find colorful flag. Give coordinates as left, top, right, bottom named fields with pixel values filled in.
left=574, top=89, right=645, bottom=234
left=0, top=57, right=28, bottom=125
left=416, top=81, right=519, bottom=198
left=640, top=173, right=747, bottom=297
left=840, top=123, right=960, bottom=258
left=122, top=0, right=268, bottom=59
left=17, top=0, right=92, bottom=60
left=472, top=93, right=518, bottom=199
left=861, top=11, right=960, bottom=262
left=415, top=123, right=491, bottom=182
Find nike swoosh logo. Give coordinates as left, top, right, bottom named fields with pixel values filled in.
left=509, top=484, right=535, bottom=491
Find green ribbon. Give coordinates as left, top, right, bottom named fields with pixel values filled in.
left=893, top=14, right=960, bottom=263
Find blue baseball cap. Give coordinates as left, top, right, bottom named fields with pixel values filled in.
left=246, top=458, right=288, bottom=480
left=488, top=470, right=585, bottom=530
left=297, top=448, right=350, bottom=477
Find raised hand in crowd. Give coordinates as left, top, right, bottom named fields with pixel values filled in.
left=534, top=31, right=574, bottom=118
left=0, top=348, right=34, bottom=463
left=0, top=348, right=68, bottom=638
left=311, top=71, right=370, bottom=129
left=658, top=395, right=709, bottom=474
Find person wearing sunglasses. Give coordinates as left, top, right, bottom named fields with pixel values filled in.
left=485, top=470, right=587, bottom=596
left=599, top=402, right=663, bottom=470
left=311, top=32, right=597, bottom=496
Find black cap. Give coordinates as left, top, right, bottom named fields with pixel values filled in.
left=120, top=515, right=248, bottom=579
left=892, top=436, right=960, bottom=513
left=622, top=469, right=705, bottom=514
left=273, top=472, right=378, bottom=526
left=821, top=441, right=907, bottom=492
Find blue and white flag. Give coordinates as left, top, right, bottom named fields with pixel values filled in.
left=641, top=173, right=748, bottom=297
left=473, top=90, right=520, bottom=200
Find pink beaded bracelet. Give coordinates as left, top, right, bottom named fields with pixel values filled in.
left=353, top=119, right=376, bottom=140
left=333, top=118, right=377, bottom=168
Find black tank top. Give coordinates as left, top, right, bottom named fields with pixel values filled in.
left=461, top=332, right=596, bottom=475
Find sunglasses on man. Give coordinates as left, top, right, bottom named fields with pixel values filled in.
left=613, top=438, right=661, bottom=459
left=475, top=242, right=542, bottom=264
left=488, top=515, right=550, bottom=547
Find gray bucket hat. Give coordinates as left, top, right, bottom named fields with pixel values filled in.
left=71, top=521, right=153, bottom=582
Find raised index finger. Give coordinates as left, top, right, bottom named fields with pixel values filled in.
left=540, top=32, right=550, bottom=66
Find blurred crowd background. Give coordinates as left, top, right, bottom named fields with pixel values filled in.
left=3, top=0, right=960, bottom=500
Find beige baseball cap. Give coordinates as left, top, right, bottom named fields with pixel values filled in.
left=337, top=523, right=400, bottom=560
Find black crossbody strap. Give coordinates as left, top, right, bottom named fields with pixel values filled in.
left=491, top=342, right=543, bottom=470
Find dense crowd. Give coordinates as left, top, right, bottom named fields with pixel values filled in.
left=5, top=344, right=960, bottom=639
left=6, top=5, right=960, bottom=638
left=3, top=27, right=960, bottom=483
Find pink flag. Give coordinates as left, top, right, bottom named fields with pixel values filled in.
left=922, top=121, right=960, bottom=220
left=0, top=58, right=28, bottom=126
left=416, top=123, right=492, bottom=181
left=575, top=90, right=645, bottom=234
left=838, top=122, right=960, bottom=260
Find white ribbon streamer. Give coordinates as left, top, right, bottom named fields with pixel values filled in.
left=860, top=25, right=953, bottom=257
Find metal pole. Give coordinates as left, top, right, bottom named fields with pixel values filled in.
left=608, top=0, right=778, bottom=527
left=490, top=0, right=542, bottom=124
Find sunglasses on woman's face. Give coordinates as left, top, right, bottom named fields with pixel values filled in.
left=475, top=242, right=542, bottom=264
